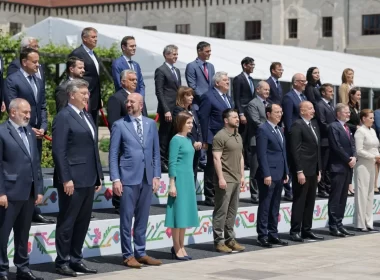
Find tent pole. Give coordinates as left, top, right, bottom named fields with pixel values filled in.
left=369, top=88, right=374, bottom=110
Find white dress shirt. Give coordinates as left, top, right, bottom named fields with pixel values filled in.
left=68, top=103, right=95, bottom=138
left=83, top=44, right=99, bottom=74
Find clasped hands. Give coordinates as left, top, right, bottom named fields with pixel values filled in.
left=0, top=194, right=43, bottom=208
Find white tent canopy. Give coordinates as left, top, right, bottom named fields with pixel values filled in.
left=15, top=17, right=380, bottom=112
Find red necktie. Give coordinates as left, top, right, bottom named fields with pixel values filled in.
left=203, top=63, right=209, bottom=80
left=344, top=124, right=350, bottom=139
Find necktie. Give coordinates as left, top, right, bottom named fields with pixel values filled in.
left=28, top=75, right=38, bottom=101
left=18, top=127, right=30, bottom=155
left=79, top=111, right=95, bottom=138
left=203, top=62, right=209, bottom=80
left=128, top=60, right=134, bottom=70
left=135, top=118, right=144, bottom=145
left=328, top=101, right=334, bottom=110
left=344, top=124, right=350, bottom=139
left=275, top=80, right=279, bottom=88
left=263, top=100, right=267, bottom=107
left=248, top=77, right=254, bottom=94
left=300, top=93, right=306, bottom=101
left=222, top=94, right=231, bottom=108
left=275, top=126, right=283, bottom=143
left=88, top=50, right=99, bottom=73
left=308, top=122, right=318, bottom=142
left=171, top=67, right=178, bottom=81
left=278, top=81, right=283, bottom=96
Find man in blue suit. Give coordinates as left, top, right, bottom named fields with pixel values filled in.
left=327, top=103, right=356, bottom=237
left=281, top=73, right=307, bottom=201
left=185, top=41, right=215, bottom=106
left=53, top=79, right=103, bottom=277
left=199, top=72, right=233, bottom=206
left=109, top=93, right=162, bottom=268
left=0, top=55, right=3, bottom=114
left=256, top=104, right=289, bottom=248
left=0, top=98, right=44, bottom=280
left=266, top=62, right=283, bottom=105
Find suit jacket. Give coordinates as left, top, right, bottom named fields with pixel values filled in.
left=52, top=106, right=103, bottom=188
left=4, top=70, right=48, bottom=131
left=0, top=122, right=43, bottom=201
left=266, top=76, right=283, bottom=105
left=233, top=72, right=256, bottom=115
left=69, top=45, right=101, bottom=111
left=315, top=100, right=335, bottom=146
left=374, top=109, right=380, bottom=138
left=54, top=79, right=70, bottom=113
left=7, top=59, right=45, bottom=83
left=199, top=88, right=232, bottom=144
left=245, top=97, right=267, bottom=146
left=185, top=58, right=215, bottom=102
left=107, top=88, right=129, bottom=130
left=346, top=104, right=360, bottom=134
left=111, top=56, right=145, bottom=96
left=109, top=115, right=161, bottom=185
left=155, top=63, right=181, bottom=114
left=256, top=121, right=288, bottom=181
left=172, top=106, right=203, bottom=143
left=290, top=119, right=321, bottom=176
left=282, top=89, right=305, bottom=134
left=0, top=56, right=3, bottom=103
left=328, top=120, right=356, bottom=173
left=304, top=84, right=321, bottom=106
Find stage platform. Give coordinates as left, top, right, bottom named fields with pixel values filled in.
left=7, top=170, right=380, bottom=267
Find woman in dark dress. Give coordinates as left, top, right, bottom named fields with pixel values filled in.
left=304, top=67, right=322, bottom=105
left=172, top=86, right=203, bottom=185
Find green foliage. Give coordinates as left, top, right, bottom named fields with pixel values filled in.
left=99, top=138, right=110, bottom=153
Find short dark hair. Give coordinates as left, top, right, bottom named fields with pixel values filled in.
left=265, top=103, right=282, bottom=118
left=270, top=62, right=282, bottom=73
left=19, top=47, right=39, bottom=64
left=66, top=56, right=84, bottom=74
left=222, top=108, right=238, bottom=121
left=174, top=111, right=193, bottom=133
left=121, top=36, right=135, bottom=49
left=241, top=57, right=254, bottom=70
left=196, top=41, right=210, bottom=52
left=319, top=83, right=334, bottom=96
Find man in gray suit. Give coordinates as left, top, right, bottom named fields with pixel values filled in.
left=245, top=81, right=271, bottom=204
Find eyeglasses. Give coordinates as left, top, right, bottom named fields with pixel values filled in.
left=296, top=80, right=307, bottom=83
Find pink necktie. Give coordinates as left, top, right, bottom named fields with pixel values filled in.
left=203, top=63, right=209, bottom=80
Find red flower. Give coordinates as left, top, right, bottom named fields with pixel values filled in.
left=104, top=188, right=113, bottom=201
left=28, top=242, right=32, bottom=254
left=165, top=228, right=172, bottom=238
left=248, top=213, right=255, bottom=223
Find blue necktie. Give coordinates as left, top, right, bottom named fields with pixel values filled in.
left=18, top=127, right=30, bottom=155
left=222, top=94, right=231, bottom=108
left=300, top=94, right=306, bottom=101
left=275, top=126, right=283, bottom=144
left=171, top=67, right=178, bottom=82
left=135, top=118, right=144, bottom=145
left=248, top=77, right=254, bottom=94
left=27, top=75, right=38, bottom=101
left=128, top=60, right=134, bottom=70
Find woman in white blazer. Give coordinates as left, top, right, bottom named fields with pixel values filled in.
left=354, top=109, right=380, bottom=232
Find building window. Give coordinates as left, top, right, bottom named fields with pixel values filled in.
left=245, top=21, right=261, bottom=40
left=9, top=22, right=22, bottom=35
left=210, top=22, right=225, bottom=39
left=362, top=14, right=380, bottom=35
left=288, top=19, right=298, bottom=39
left=322, top=17, right=333, bottom=37
left=175, top=24, right=190, bottom=34
left=143, top=26, right=157, bottom=31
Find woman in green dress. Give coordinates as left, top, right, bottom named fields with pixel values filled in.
left=165, top=111, right=199, bottom=260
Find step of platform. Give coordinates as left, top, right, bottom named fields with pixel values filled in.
left=7, top=196, right=380, bottom=267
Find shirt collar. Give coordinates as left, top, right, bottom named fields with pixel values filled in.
left=20, top=68, right=30, bottom=78
left=271, top=76, right=278, bottom=84
left=257, top=95, right=266, bottom=103
left=301, top=117, right=310, bottom=125
left=243, top=72, right=251, bottom=79
left=322, top=98, right=330, bottom=104
left=165, top=62, right=174, bottom=69
left=68, top=76, right=74, bottom=81
left=123, top=55, right=132, bottom=61
left=223, top=127, right=238, bottom=137
left=267, top=120, right=277, bottom=129
left=215, top=87, right=227, bottom=97
left=338, top=120, right=346, bottom=127
left=293, top=88, right=302, bottom=96
left=68, top=103, right=82, bottom=115
left=82, top=44, right=93, bottom=54
left=129, top=114, right=143, bottom=122
left=197, top=57, right=206, bottom=64
left=9, top=118, right=21, bottom=131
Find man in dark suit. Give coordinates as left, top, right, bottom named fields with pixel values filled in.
left=55, top=56, right=85, bottom=113
left=256, top=104, right=289, bottom=248
left=69, top=27, right=101, bottom=126
left=53, top=79, right=103, bottom=277
left=281, top=73, right=308, bottom=201
left=155, top=44, right=181, bottom=172
left=185, top=41, right=215, bottom=106
left=327, top=103, right=356, bottom=237
left=199, top=72, right=232, bottom=206
left=289, top=101, right=324, bottom=242
left=0, top=55, right=3, bottom=113
left=266, top=62, right=284, bottom=105
left=245, top=81, right=270, bottom=204
left=0, top=98, right=44, bottom=280
left=315, top=83, right=336, bottom=198
left=7, top=37, right=45, bottom=83
left=233, top=57, right=256, bottom=170
left=3, top=48, right=53, bottom=225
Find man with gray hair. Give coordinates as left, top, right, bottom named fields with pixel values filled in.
left=199, top=71, right=233, bottom=206
left=155, top=44, right=181, bottom=172
left=53, top=79, right=103, bottom=277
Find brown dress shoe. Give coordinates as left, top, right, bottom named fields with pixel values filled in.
left=136, top=255, right=162, bottom=266
left=123, top=256, right=143, bottom=269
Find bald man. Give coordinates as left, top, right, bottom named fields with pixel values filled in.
left=289, top=101, right=323, bottom=242
left=109, top=93, right=162, bottom=268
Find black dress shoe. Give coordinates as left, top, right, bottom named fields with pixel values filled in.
left=283, top=195, right=293, bottom=202
left=16, top=271, right=44, bottom=280
left=91, top=214, right=95, bottom=219
left=56, top=265, right=77, bottom=277
left=32, top=214, right=55, bottom=224
left=367, top=228, right=379, bottom=232
left=161, top=163, right=169, bottom=173
left=204, top=199, right=215, bottom=207
left=289, top=233, right=304, bottom=242
left=329, top=229, right=346, bottom=237
left=257, top=238, right=272, bottom=248
left=338, top=227, right=355, bottom=236
left=301, top=231, right=324, bottom=240
left=70, top=263, right=98, bottom=274
left=317, top=191, right=329, bottom=198
left=268, top=237, right=288, bottom=246
left=250, top=197, right=259, bottom=204
left=115, top=208, right=120, bottom=214
left=357, top=228, right=369, bottom=232
left=0, top=276, right=8, bottom=280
